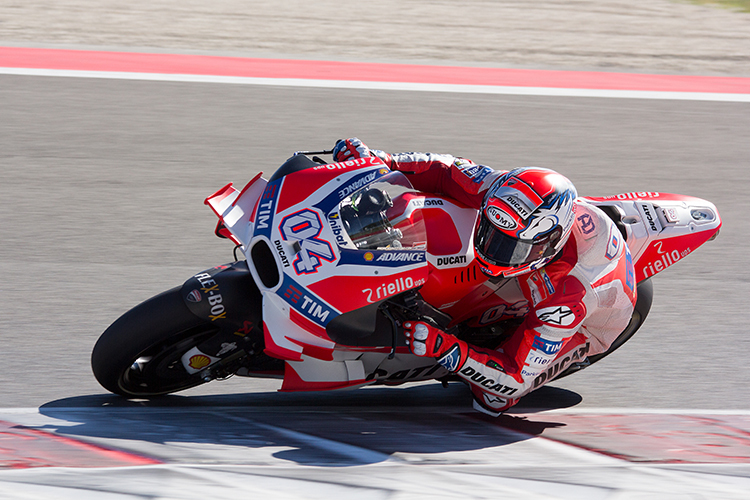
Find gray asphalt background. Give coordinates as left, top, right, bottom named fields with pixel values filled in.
left=1, top=1, right=749, bottom=412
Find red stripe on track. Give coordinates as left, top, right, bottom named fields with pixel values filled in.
left=2, top=47, right=749, bottom=94
left=0, top=420, right=161, bottom=469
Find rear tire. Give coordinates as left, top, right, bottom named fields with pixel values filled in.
left=555, top=278, right=653, bottom=380
left=91, top=287, right=219, bottom=397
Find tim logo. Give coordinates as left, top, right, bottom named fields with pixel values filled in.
left=280, top=209, right=335, bottom=275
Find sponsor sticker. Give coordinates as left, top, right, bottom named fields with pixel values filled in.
left=638, top=202, right=662, bottom=234
left=436, top=255, right=468, bottom=267
left=527, top=270, right=555, bottom=306
left=216, top=342, right=237, bottom=356
left=188, top=354, right=212, bottom=370
left=605, top=226, right=620, bottom=260
left=376, top=251, right=424, bottom=263
left=486, top=206, right=517, bottom=230
left=437, top=345, right=463, bottom=372
left=663, top=207, right=680, bottom=223
left=278, top=274, right=337, bottom=327
left=280, top=209, right=335, bottom=275
left=254, top=180, right=280, bottom=237
left=577, top=213, right=596, bottom=236
left=362, top=275, right=426, bottom=303
left=531, top=335, right=564, bottom=355
left=192, top=272, right=228, bottom=321
left=536, top=306, right=577, bottom=327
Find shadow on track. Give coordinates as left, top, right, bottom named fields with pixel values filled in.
left=37, top=384, right=582, bottom=466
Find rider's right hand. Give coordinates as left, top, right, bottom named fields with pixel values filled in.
left=333, top=137, right=372, bottom=163
left=403, top=321, right=468, bottom=373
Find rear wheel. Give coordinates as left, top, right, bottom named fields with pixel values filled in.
left=91, top=287, right=219, bottom=397
left=555, top=278, right=654, bottom=380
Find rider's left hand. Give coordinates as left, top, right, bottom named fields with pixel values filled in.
left=403, top=321, right=468, bottom=373
left=333, top=138, right=371, bottom=162
left=333, top=137, right=394, bottom=167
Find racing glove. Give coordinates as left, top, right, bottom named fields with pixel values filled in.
left=332, top=137, right=394, bottom=167
left=403, top=321, right=468, bottom=373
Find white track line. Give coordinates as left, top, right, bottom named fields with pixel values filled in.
left=2, top=67, right=749, bottom=102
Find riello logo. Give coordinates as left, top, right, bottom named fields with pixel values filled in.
left=362, top=276, right=425, bottom=303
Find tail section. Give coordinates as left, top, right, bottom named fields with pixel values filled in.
left=584, top=192, right=720, bottom=282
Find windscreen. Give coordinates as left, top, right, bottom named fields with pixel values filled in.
left=334, top=171, right=427, bottom=251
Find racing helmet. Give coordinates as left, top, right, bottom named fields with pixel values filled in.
left=474, top=167, right=578, bottom=278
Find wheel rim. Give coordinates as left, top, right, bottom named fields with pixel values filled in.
left=117, top=326, right=218, bottom=396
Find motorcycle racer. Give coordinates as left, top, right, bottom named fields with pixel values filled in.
left=333, top=138, right=637, bottom=416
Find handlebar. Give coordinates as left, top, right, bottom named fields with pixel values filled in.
left=294, top=149, right=334, bottom=156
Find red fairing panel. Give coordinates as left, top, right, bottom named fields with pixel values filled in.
left=583, top=192, right=721, bottom=282
left=275, top=157, right=386, bottom=213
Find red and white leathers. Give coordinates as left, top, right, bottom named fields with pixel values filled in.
left=385, top=150, right=638, bottom=416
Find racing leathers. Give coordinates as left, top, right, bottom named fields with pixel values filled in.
left=334, top=139, right=638, bottom=416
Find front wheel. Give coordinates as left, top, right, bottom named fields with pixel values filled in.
left=91, top=287, right=219, bottom=397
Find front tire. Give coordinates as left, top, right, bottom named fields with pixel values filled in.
left=91, top=287, right=219, bottom=397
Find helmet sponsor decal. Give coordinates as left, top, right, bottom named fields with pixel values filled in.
left=486, top=206, right=517, bottom=230
left=492, top=175, right=546, bottom=218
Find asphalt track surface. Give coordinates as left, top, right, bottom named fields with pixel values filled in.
left=2, top=2, right=750, bottom=497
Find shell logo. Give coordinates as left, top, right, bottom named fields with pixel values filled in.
left=189, top=354, right=212, bottom=369
left=364, top=252, right=374, bottom=261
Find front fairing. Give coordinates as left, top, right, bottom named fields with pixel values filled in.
left=246, top=157, right=429, bottom=357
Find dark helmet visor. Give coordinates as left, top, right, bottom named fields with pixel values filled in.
left=474, top=214, right=560, bottom=267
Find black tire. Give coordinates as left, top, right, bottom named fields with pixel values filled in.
left=91, top=286, right=220, bottom=397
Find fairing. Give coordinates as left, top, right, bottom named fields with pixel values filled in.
left=582, top=192, right=721, bottom=283
left=204, top=157, right=721, bottom=392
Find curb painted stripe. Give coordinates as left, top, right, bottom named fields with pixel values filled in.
left=0, top=419, right=162, bottom=469
left=3, top=68, right=749, bottom=102
left=2, top=47, right=749, bottom=101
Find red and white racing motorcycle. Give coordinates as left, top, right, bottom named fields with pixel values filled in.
left=92, top=151, right=721, bottom=398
